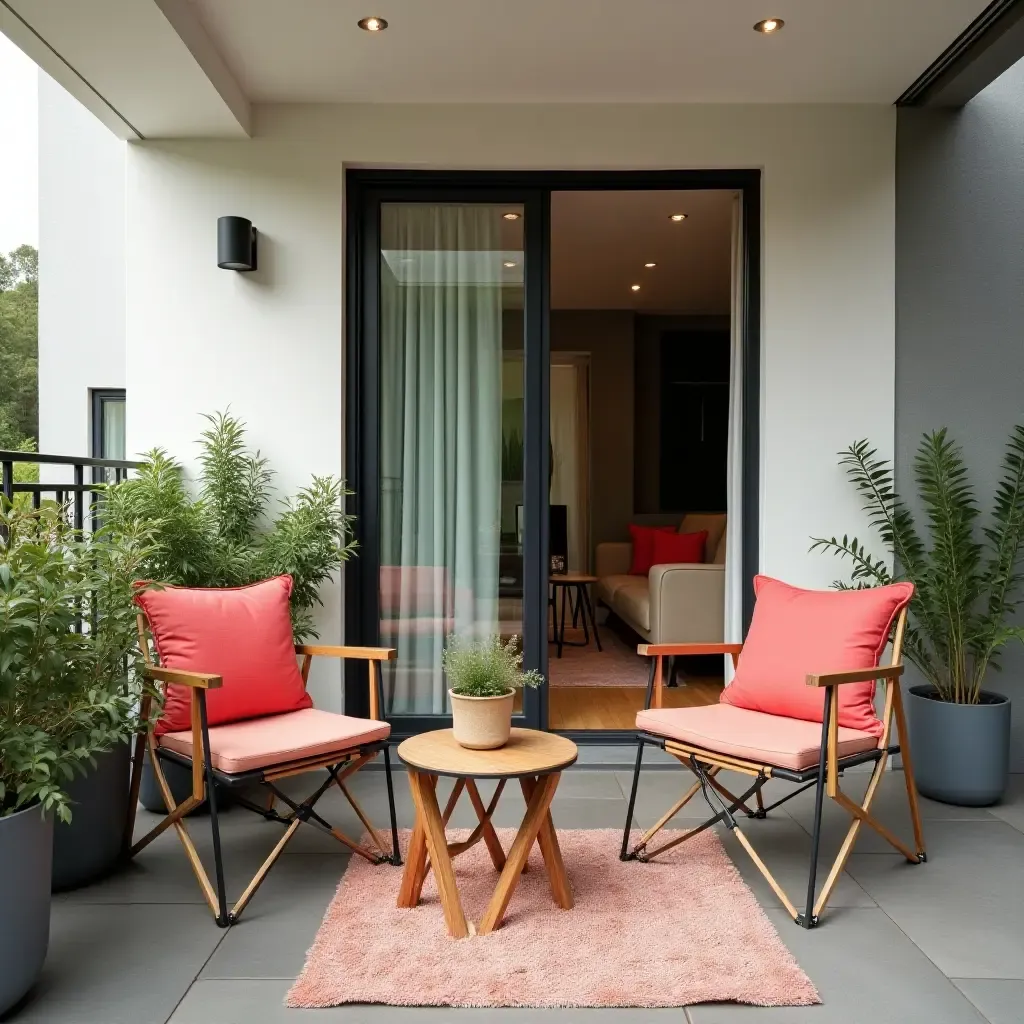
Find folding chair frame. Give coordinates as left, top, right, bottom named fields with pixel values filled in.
left=125, top=618, right=402, bottom=928
left=620, top=609, right=927, bottom=928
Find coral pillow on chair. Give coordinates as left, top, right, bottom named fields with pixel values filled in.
left=720, top=575, right=914, bottom=736
left=628, top=524, right=678, bottom=575
left=135, top=576, right=312, bottom=736
left=651, top=529, right=707, bottom=566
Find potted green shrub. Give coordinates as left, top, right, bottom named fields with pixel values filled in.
left=103, top=410, right=356, bottom=810
left=442, top=634, right=543, bottom=749
left=812, top=428, right=1022, bottom=806
left=0, top=500, right=151, bottom=1013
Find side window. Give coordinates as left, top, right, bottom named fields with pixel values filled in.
left=91, top=389, right=126, bottom=483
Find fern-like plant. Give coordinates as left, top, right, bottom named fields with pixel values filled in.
left=811, top=427, right=1024, bottom=705
left=103, top=411, right=356, bottom=641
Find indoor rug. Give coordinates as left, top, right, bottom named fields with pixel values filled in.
left=546, top=623, right=650, bottom=687
left=288, top=828, right=820, bottom=1009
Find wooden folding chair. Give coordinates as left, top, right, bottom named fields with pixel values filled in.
left=620, top=607, right=927, bottom=928
left=126, top=617, right=401, bottom=928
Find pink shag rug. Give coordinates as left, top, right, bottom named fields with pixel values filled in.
left=288, top=828, right=819, bottom=1009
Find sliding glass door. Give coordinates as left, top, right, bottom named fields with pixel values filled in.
left=347, top=186, right=548, bottom=734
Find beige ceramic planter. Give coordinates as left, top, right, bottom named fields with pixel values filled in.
left=449, top=689, right=515, bottom=749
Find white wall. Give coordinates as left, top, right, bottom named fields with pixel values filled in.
left=123, top=103, right=897, bottom=708
left=38, top=72, right=126, bottom=460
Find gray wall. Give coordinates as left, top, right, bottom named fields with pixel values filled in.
left=896, top=57, right=1024, bottom=770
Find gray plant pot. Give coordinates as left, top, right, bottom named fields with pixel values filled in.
left=0, top=804, right=53, bottom=1015
left=908, top=685, right=1011, bottom=806
left=138, top=750, right=235, bottom=816
left=52, top=742, right=131, bottom=891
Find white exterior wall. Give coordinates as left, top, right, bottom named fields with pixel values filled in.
left=113, top=102, right=896, bottom=709
left=37, top=72, right=126, bottom=461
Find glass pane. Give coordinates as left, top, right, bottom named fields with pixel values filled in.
left=102, top=398, right=126, bottom=460
left=379, top=203, right=524, bottom=715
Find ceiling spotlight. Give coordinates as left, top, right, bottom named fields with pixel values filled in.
left=502, top=212, right=521, bottom=221
left=503, top=261, right=517, bottom=268
left=669, top=213, right=687, bottom=222
left=631, top=284, right=641, bottom=292
left=644, top=262, right=657, bottom=268
left=358, top=16, right=388, bottom=31
left=753, top=17, right=784, bottom=33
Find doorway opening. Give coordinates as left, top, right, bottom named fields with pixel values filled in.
left=344, top=170, right=760, bottom=742
left=543, top=190, right=737, bottom=730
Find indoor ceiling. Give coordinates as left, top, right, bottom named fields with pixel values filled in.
left=188, top=0, right=990, bottom=104
left=551, top=190, right=733, bottom=312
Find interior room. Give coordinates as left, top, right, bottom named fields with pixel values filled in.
left=536, top=189, right=737, bottom=729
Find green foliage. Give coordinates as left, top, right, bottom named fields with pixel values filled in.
left=102, top=411, right=356, bottom=641
left=811, top=428, right=1024, bottom=704
left=0, top=500, right=155, bottom=821
left=442, top=634, right=544, bottom=698
left=0, top=244, right=39, bottom=449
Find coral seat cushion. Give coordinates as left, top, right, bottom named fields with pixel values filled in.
left=650, top=529, right=707, bottom=566
left=720, top=576, right=915, bottom=736
left=628, top=524, right=677, bottom=575
left=135, top=576, right=312, bottom=736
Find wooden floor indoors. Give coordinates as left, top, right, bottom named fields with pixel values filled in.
left=548, top=678, right=723, bottom=730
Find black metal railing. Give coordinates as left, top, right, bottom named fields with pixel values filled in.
left=0, top=450, right=141, bottom=533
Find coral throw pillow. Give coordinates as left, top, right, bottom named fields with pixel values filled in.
left=135, top=576, right=312, bottom=736
left=651, top=529, right=707, bottom=567
left=628, top=524, right=678, bottom=575
left=721, top=575, right=914, bottom=736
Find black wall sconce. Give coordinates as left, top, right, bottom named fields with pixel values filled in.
left=217, top=216, right=257, bottom=271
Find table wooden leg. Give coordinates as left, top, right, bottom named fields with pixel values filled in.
left=478, top=772, right=561, bottom=935
left=466, top=778, right=507, bottom=872
left=408, top=770, right=470, bottom=938
left=520, top=775, right=573, bottom=909
left=396, top=771, right=433, bottom=909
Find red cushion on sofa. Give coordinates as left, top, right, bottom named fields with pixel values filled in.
left=651, top=529, right=707, bottom=567
left=628, top=524, right=678, bottom=575
left=720, top=576, right=914, bottom=736
left=135, top=576, right=312, bottom=736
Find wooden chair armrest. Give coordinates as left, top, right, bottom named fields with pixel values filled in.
left=806, top=665, right=903, bottom=688
left=638, top=642, right=743, bottom=657
left=294, top=644, right=397, bottom=661
left=144, top=666, right=223, bottom=689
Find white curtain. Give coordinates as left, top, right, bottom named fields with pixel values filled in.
left=549, top=361, right=589, bottom=572
left=724, top=194, right=745, bottom=682
left=379, top=205, right=503, bottom=714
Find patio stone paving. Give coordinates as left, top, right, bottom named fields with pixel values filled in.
left=5, top=762, right=1021, bottom=1024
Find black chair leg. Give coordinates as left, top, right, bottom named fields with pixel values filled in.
left=800, top=703, right=831, bottom=928
left=383, top=744, right=402, bottom=865
left=620, top=739, right=645, bottom=860
left=199, top=697, right=230, bottom=927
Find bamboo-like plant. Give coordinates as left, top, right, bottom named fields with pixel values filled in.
left=811, top=427, right=1024, bottom=705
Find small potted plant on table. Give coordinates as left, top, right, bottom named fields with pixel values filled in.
left=443, top=634, right=543, bottom=749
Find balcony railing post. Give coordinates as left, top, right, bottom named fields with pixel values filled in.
left=74, top=464, right=85, bottom=534
left=1, top=459, right=11, bottom=503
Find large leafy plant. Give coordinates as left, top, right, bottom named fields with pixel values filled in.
left=811, top=427, right=1024, bottom=705
left=0, top=500, right=152, bottom=820
left=103, top=411, right=355, bottom=641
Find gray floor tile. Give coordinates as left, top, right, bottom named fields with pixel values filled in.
left=848, top=820, right=1024, bottom=979
left=688, top=909, right=988, bottom=1024
left=11, top=903, right=223, bottom=1024
left=987, top=774, right=1024, bottom=836
left=953, top=979, right=1024, bottom=1024
left=200, top=853, right=360, bottom=980
left=169, top=980, right=686, bottom=1022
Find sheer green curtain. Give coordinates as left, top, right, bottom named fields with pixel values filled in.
left=379, top=204, right=505, bottom=714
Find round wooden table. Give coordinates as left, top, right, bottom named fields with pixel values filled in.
left=549, top=572, right=602, bottom=658
left=396, top=728, right=578, bottom=937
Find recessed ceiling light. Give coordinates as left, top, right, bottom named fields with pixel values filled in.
left=669, top=213, right=687, bottom=222
left=644, top=262, right=656, bottom=268
left=631, top=284, right=641, bottom=292
left=502, top=212, right=521, bottom=221
left=358, top=16, right=388, bottom=31
left=503, top=261, right=517, bottom=268
left=753, top=17, right=784, bottom=33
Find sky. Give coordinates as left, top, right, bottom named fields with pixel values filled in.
left=0, top=32, right=38, bottom=255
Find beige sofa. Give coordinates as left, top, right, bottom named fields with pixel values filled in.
left=594, top=513, right=726, bottom=645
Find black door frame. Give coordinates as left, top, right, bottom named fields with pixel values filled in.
left=345, top=169, right=761, bottom=743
